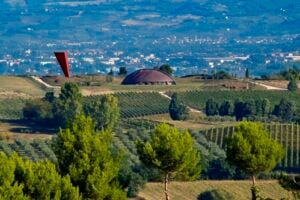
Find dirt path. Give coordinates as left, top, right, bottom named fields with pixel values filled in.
left=158, top=92, right=202, bottom=113
left=31, top=76, right=60, bottom=89
left=250, top=81, right=287, bottom=90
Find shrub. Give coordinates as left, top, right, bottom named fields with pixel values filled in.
left=288, top=79, right=298, bottom=91
left=169, top=93, right=188, bottom=120
left=198, top=189, right=233, bottom=200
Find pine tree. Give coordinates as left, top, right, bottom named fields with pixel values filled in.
left=226, top=122, right=284, bottom=199
left=84, top=95, right=120, bottom=131
left=0, top=152, right=81, bottom=200
left=54, top=82, right=83, bottom=126
left=52, top=115, right=126, bottom=199
left=136, top=123, right=201, bottom=200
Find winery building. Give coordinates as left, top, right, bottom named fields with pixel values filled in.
left=121, top=69, right=176, bottom=85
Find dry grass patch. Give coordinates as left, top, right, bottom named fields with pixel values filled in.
left=136, top=180, right=292, bottom=200
left=142, top=114, right=237, bottom=131
left=0, top=76, right=45, bottom=97
left=257, top=80, right=289, bottom=89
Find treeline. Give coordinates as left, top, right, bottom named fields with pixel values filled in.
left=265, top=67, right=300, bottom=80
left=205, top=97, right=300, bottom=123
left=23, top=83, right=119, bottom=131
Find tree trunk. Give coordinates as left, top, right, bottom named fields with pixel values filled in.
left=164, top=173, right=170, bottom=200
left=251, top=175, right=256, bottom=186
left=251, top=175, right=259, bottom=200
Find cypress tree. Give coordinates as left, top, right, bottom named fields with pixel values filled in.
left=169, top=93, right=188, bottom=120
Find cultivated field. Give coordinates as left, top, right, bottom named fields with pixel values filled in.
left=0, top=76, right=46, bottom=97
left=0, top=98, right=27, bottom=119
left=0, top=139, right=56, bottom=162
left=194, top=123, right=300, bottom=172
left=84, top=92, right=171, bottom=118
left=172, top=90, right=300, bottom=110
left=136, top=180, right=292, bottom=200
left=142, top=113, right=237, bottom=130
left=41, top=75, right=259, bottom=94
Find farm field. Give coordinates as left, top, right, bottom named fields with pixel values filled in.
left=142, top=114, right=237, bottom=130
left=80, top=79, right=261, bottom=94
left=0, top=98, right=27, bottom=119
left=113, top=120, right=300, bottom=171
left=0, top=91, right=171, bottom=121
left=3, top=120, right=300, bottom=173
left=173, top=90, right=300, bottom=110
left=0, top=76, right=46, bottom=97
left=40, top=75, right=259, bottom=94
left=0, top=76, right=276, bottom=120
left=135, top=180, right=292, bottom=200
left=0, top=139, right=56, bottom=162
left=85, top=92, right=171, bottom=118
left=194, top=123, right=300, bottom=172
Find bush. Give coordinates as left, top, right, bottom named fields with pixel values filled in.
left=169, top=93, right=188, bottom=120
left=198, top=189, right=233, bottom=200
left=23, top=99, right=53, bottom=123
left=288, top=79, right=298, bottom=91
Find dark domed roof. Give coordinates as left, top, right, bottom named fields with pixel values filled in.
left=121, top=69, right=176, bottom=85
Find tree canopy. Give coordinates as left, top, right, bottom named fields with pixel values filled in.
left=226, top=121, right=284, bottom=186
left=84, top=95, right=120, bottom=131
left=273, top=98, right=295, bottom=121
left=54, top=82, right=83, bottom=126
left=52, top=115, right=126, bottom=199
left=212, top=71, right=232, bottom=80
left=118, top=67, right=127, bottom=76
left=219, top=101, right=233, bottom=116
left=169, top=93, right=188, bottom=120
left=159, top=64, right=173, bottom=75
left=288, top=79, right=298, bottom=92
left=0, top=152, right=81, bottom=200
left=136, top=123, right=201, bottom=200
left=205, top=98, right=219, bottom=116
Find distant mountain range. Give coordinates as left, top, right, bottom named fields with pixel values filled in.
left=0, top=0, right=299, bottom=76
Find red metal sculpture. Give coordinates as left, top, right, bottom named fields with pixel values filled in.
left=54, top=51, right=70, bottom=78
